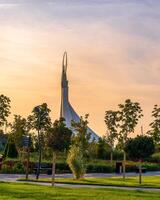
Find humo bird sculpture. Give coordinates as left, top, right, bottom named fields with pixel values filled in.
left=60, top=52, right=99, bottom=140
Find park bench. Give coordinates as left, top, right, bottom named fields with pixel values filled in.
left=34, top=163, right=52, bottom=175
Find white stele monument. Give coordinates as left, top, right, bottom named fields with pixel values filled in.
left=60, top=52, right=99, bottom=140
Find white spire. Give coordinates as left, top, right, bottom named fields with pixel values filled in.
left=60, top=52, right=99, bottom=140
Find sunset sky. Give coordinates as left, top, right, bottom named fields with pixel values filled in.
left=0, top=0, right=160, bottom=136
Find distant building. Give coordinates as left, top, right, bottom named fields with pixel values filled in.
left=60, top=52, right=99, bottom=140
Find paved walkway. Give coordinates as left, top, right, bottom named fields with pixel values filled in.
left=17, top=180, right=160, bottom=192
left=1, top=172, right=160, bottom=192
left=0, top=171, right=160, bottom=182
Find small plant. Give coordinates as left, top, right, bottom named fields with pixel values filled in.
left=150, top=152, right=160, bottom=163
left=0, top=161, right=25, bottom=174
left=67, top=145, right=87, bottom=179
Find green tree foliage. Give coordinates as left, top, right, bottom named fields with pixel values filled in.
left=71, top=114, right=91, bottom=156
left=28, top=103, right=52, bottom=180
left=117, top=99, right=143, bottom=179
left=125, top=136, right=155, bottom=160
left=117, top=99, right=143, bottom=148
left=28, top=103, right=52, bottom=151
left=125, top=135, right=155, bottom=184
left=0, top=95, right=11, bottom=129
left=105, top=110, right=118, bottom=165
left=29, top=103, right=51, bottom=132
left=10, top=115, right=27, bottom=153
left=88, top=139, right=98, bottom=159
left=97, top=137, right=109, bottom=159
left=46, top=118, right=72, bottom=186
left=148, top=105, right=160, bottom=146
left=47, top=118, right=72, bottom=152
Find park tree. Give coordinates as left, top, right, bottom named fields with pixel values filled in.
left=97, top=136, right=109, bottom=159
left=71, top=114, right=91, bottom=155
left=125, top=135, right=155, bottom=184
left=46, top=118, right=72, bottom=186
left=29, top=103, right=52, bottom=179
left=0, top=95, right=11, bottom=131
left=105, top=110, right=118, bottom=166
left=10, top=115, right=27, bottom=154
left=148, top=105, right=160, bottom=146
left=117, top=99, right=143, bottom=180
left=29, top=103, right=51, bottom=132
left=67, top=114, right=91, bottom=179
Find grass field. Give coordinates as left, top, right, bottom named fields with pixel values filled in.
left=0, top=182, right=160, bottom=200
left=23, top=176, right=160, bottom=188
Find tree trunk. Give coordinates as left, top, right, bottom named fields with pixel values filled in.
left=36, top=142, right=42, bottom=180
left=52, top=152, right=56, bottom=186
left=123, top=151, right=126, bottom=180
left=139, top=159, right=142, bottom=184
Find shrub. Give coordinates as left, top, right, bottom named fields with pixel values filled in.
left=125, top=162, right=160, bottom=172
left=2, top=160, right=15, bottom=168
left=0, top=164, right=11, bottom=173
left=143, top=162, right=160, bottom=171
left=55, top=162, right=70, bottom=173
left=67, top=145, right=87, bottom=179
left=125, top=136, right=155, bottom=161
left=148, top=153, right=160, bottom=163
left=0, top=161, right=25, bottom=174
left=12, top=161, right=25, bottom=174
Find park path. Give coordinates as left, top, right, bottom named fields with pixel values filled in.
left=0, top=171, right=160, bottom=182
left=17, top=180, right=160, bottom=192
left=1, top=172, right=160, bottom=192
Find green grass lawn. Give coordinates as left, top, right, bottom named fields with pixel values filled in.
left=23, top=176, right=160, bottom=188
left=0, top=182, right=160, bottom=200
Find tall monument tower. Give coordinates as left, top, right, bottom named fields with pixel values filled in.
left=60, top=52, right=99, bottom=140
